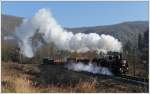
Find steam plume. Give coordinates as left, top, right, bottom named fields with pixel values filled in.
left=65, top=62, right=112, bottom=75
left=15, top=8, right=122, bottom=58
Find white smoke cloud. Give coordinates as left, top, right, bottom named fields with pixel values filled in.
left=15, top=8, right=122, bottom=58
left=65, top=62, right=112, bottom=75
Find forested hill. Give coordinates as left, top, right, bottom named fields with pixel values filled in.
left=68, top=21, right=148, bottom=48
left=1, top=14, right=149, bottom=48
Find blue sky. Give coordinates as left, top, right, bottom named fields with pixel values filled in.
left=2, top=1, right=149, bottom=28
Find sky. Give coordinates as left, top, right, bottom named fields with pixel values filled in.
left=2, top=1, right=149, bottom=28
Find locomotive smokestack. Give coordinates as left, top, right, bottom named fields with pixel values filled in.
left=15, top=8, right=122, bottom=58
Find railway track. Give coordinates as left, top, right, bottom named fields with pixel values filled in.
left=119, top=75, right=148, bottom=83
left=78, top=71, right=149, bottom=86
left=97, top=74, right=149, bottom=92
left=115, top=75, right=149, bottom=86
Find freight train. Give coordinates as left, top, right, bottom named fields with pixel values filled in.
left=43, top=52, right=129, bottom=75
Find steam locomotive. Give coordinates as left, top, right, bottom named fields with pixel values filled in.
left=43, top=52, right=129, bottom=75
left=11, top=47, right=128, bottom=75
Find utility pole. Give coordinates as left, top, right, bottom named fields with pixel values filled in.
left=19, top=51, right=22, bottom=64
left=48, top=45, right=50, bottom=57
left=133, top=48, right=136, bottom=76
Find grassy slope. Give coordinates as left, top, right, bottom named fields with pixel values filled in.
left=1, top=62, right=147, bottom=93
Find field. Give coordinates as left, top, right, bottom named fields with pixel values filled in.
left=1, top=61, right=147, bottom=93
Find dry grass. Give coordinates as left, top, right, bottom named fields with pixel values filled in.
left=42, top=78, right=97, bottom=93
left=1, top=62, right=38, bottom=93
left=2, top=76, right=38, bottom=93
left=2, top=62, right=147, bottom=93
left=1, top=62, right=97, bottom=93
left=2, top=74, right=97, bottom=93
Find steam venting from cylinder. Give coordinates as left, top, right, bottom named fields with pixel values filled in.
left=65, top=62, right=112, bottom=75
left=15, top=8, right=122, bottom=58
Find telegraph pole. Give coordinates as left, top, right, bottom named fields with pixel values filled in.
left=133, top=48, right=136, bottom=76
left=19, top=51, right=22, bottom=64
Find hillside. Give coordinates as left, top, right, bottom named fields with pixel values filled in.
left=1, top=14, right=149, bottom=48
left=69, top=21, right=148, bottom=47
left=1, top=14, right=23, bottom=37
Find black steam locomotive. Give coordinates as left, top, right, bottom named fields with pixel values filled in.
left=67, top=52, right=128, bottom=75
left=43, top=52, right=128, bottom=75
left=92, top=52, right=128, bottom=75
left=11, top=47, right=128, bottom=75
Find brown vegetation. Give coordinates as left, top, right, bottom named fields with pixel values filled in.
left=1, top=62, right=97, bottom=93
left=1, top=61, right=147, bottom=93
